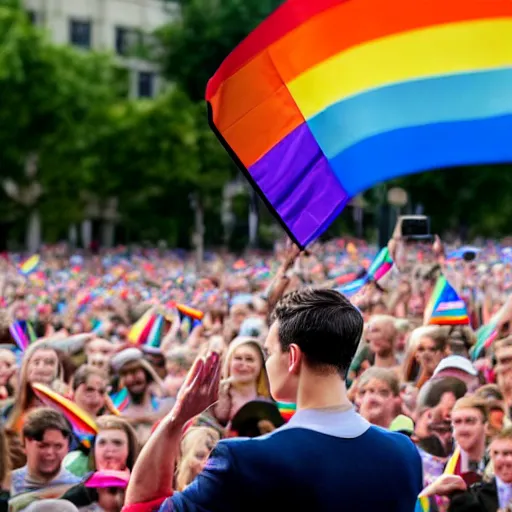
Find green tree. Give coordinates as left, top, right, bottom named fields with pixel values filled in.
left=156, top=0, right=284, bottom=250
left=0, top=1, right=122, bottom=245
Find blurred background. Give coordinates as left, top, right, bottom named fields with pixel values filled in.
left=0, top=0, right=511, bottom=254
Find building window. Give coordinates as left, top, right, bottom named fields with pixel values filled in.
left=115, top=27, right=140, bottom=56
left=138, top=71, right=155, bottom=98
left=69, top=19, right=92, bottom=49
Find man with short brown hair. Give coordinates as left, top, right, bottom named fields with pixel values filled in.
left=11, top=408, right=80, bottom=497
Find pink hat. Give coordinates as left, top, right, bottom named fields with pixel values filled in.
left=85, top=469, right=130, bottom=489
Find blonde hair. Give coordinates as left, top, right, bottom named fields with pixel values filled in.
left=175, top=427, right=220, bottom=491
left=408, top=325, right=447, bottom=351
left=359, top=367, right=400, bottom=397
left=367, top=315, right=397, bottom=342
left=223, top=337, right=271, bottom=398
left=6, top=342, right=64, bottom=432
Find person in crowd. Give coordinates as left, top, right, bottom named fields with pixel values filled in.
left=358, top=366, right=401, bottom=429
left=451, top=396, right=489, bottom=475
left=423, top=427, right=512, bottom=511
left=10, top=407, right=80, bottom=497
left=175, top=427, right=220, bottom=492
left=3, top=343, right=64, bottom=434
left=124, top=288, right=422, bottom=512
left=64, top=415, right=139, bottom=480
left=71, top=365, right=109, bottom=419
left=432, top=355, right=481, bottom=394
left=365, top=315, right=401, bottom=371
left=109, top=348, right=175, bottom=445
left=411, top=325, right=449, bottom=387
left=213, top=337, right=272, bottom=428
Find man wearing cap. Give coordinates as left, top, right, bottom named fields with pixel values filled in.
left=110, top=348, right=175, bottom=444
left=432, top=355, right=480, bottom=393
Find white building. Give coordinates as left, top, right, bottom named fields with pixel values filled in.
left=23, top=0, right=177, bottom=97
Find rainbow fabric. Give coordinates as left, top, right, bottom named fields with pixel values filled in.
left=471, top=310, right=502, bottom=360
left=337, top=247, right=393, bottom=297
left=423, top=276, right=469, bottom=326
left=276, top=401, right=296, bottom=422
left=414, top=496, right=431, bottom=512
left=206, top=0, right=512, bottom=248
left=110, top=387, right=130, bottom=413
left=9, top=322, right=29, bottom=351
left=31, top=382, right=98, bottom=448
left=444, top=445, right=462, bottom=475
left=19, top=254, right=40, bottom=275
left=366, top=247, right=393, bottom=282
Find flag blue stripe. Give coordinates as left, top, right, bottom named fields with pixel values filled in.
left=327, top=114, right=512, bottom=197
left=308, top=68, right=512, bottom=164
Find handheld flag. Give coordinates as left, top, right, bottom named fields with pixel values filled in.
left=206, top=0, right=512, bottom=248
left=336, top=247, right=393, bottom=297
left=31, top=382, right=98, bottom=448
left=424, top=276, right=469, bottom=326
left=19, top=254, right=40, bottom=275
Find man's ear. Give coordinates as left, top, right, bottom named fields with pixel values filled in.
left=288, top=344, right=303, bottom=375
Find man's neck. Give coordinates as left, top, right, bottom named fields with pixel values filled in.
left=27, top=466, right=61, bottom=485
left=296, top=371, right=351, bottom=410
left=372, top=414, right=394, bottom=429
left=231, top=382, right=258, bottom=398
left=375, top=353, right=396, bottom=368
left=129, top=390, right=149, bottom=406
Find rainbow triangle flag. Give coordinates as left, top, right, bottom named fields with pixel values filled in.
left=206, top=0, right=512, bottom=248
left=424, top=276, right=469, bottom=326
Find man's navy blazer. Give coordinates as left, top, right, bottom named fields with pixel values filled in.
left=160, top=407, right=423, bottom=512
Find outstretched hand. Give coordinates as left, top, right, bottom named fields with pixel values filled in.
left=170, top=351, right=222, bottom=426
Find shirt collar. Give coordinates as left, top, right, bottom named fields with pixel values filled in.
left=281, top=406, right=371, bottom=439
left=496, top=476, right=512, bottom=509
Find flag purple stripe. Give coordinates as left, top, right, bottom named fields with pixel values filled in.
left=249, top=122, right=349, bottom=247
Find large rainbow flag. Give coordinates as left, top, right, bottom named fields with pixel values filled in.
left=206, top=0, right=512, bottom=248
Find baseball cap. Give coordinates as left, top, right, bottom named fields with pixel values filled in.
left=433, top=355, right=478, bottom=377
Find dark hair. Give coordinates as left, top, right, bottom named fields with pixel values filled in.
left=271, top=288, right=364, bottom=375
left=417, top=376, right=467, bottom=409
left=72, top=364, right=107, bottom=392
left=22, top=407, right=72, bottom=443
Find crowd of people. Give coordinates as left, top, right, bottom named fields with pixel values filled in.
left=0, top=235, right=510, bottom=511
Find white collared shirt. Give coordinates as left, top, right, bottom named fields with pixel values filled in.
left=496, top=476, right=512, bottom=509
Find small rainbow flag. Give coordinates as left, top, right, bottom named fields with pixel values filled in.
left=206, top=0, right=512, bottom=248
left=19, top=254, right=40, bottom=275
left=336, top=247, right=393, bottom=297
left=127, top=309, right=157, bottom=345
left=366, top=247, right=393, bottom=282
left=32, top=382, right=98, bottom=448
left=276, top=401, right=296, bottom=422
left=470, top=304, right=507, bottom=360
left=110, top=387, right=130, bottom=413
left=9, top=322, right=29, bottom=351
left=444, top=445, right=462, bottom=475
left=145, top=314, right=165, bottom=350
left=415, top=496, right=431, bottom=512
left=423, top=276, right=469, bottom=326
